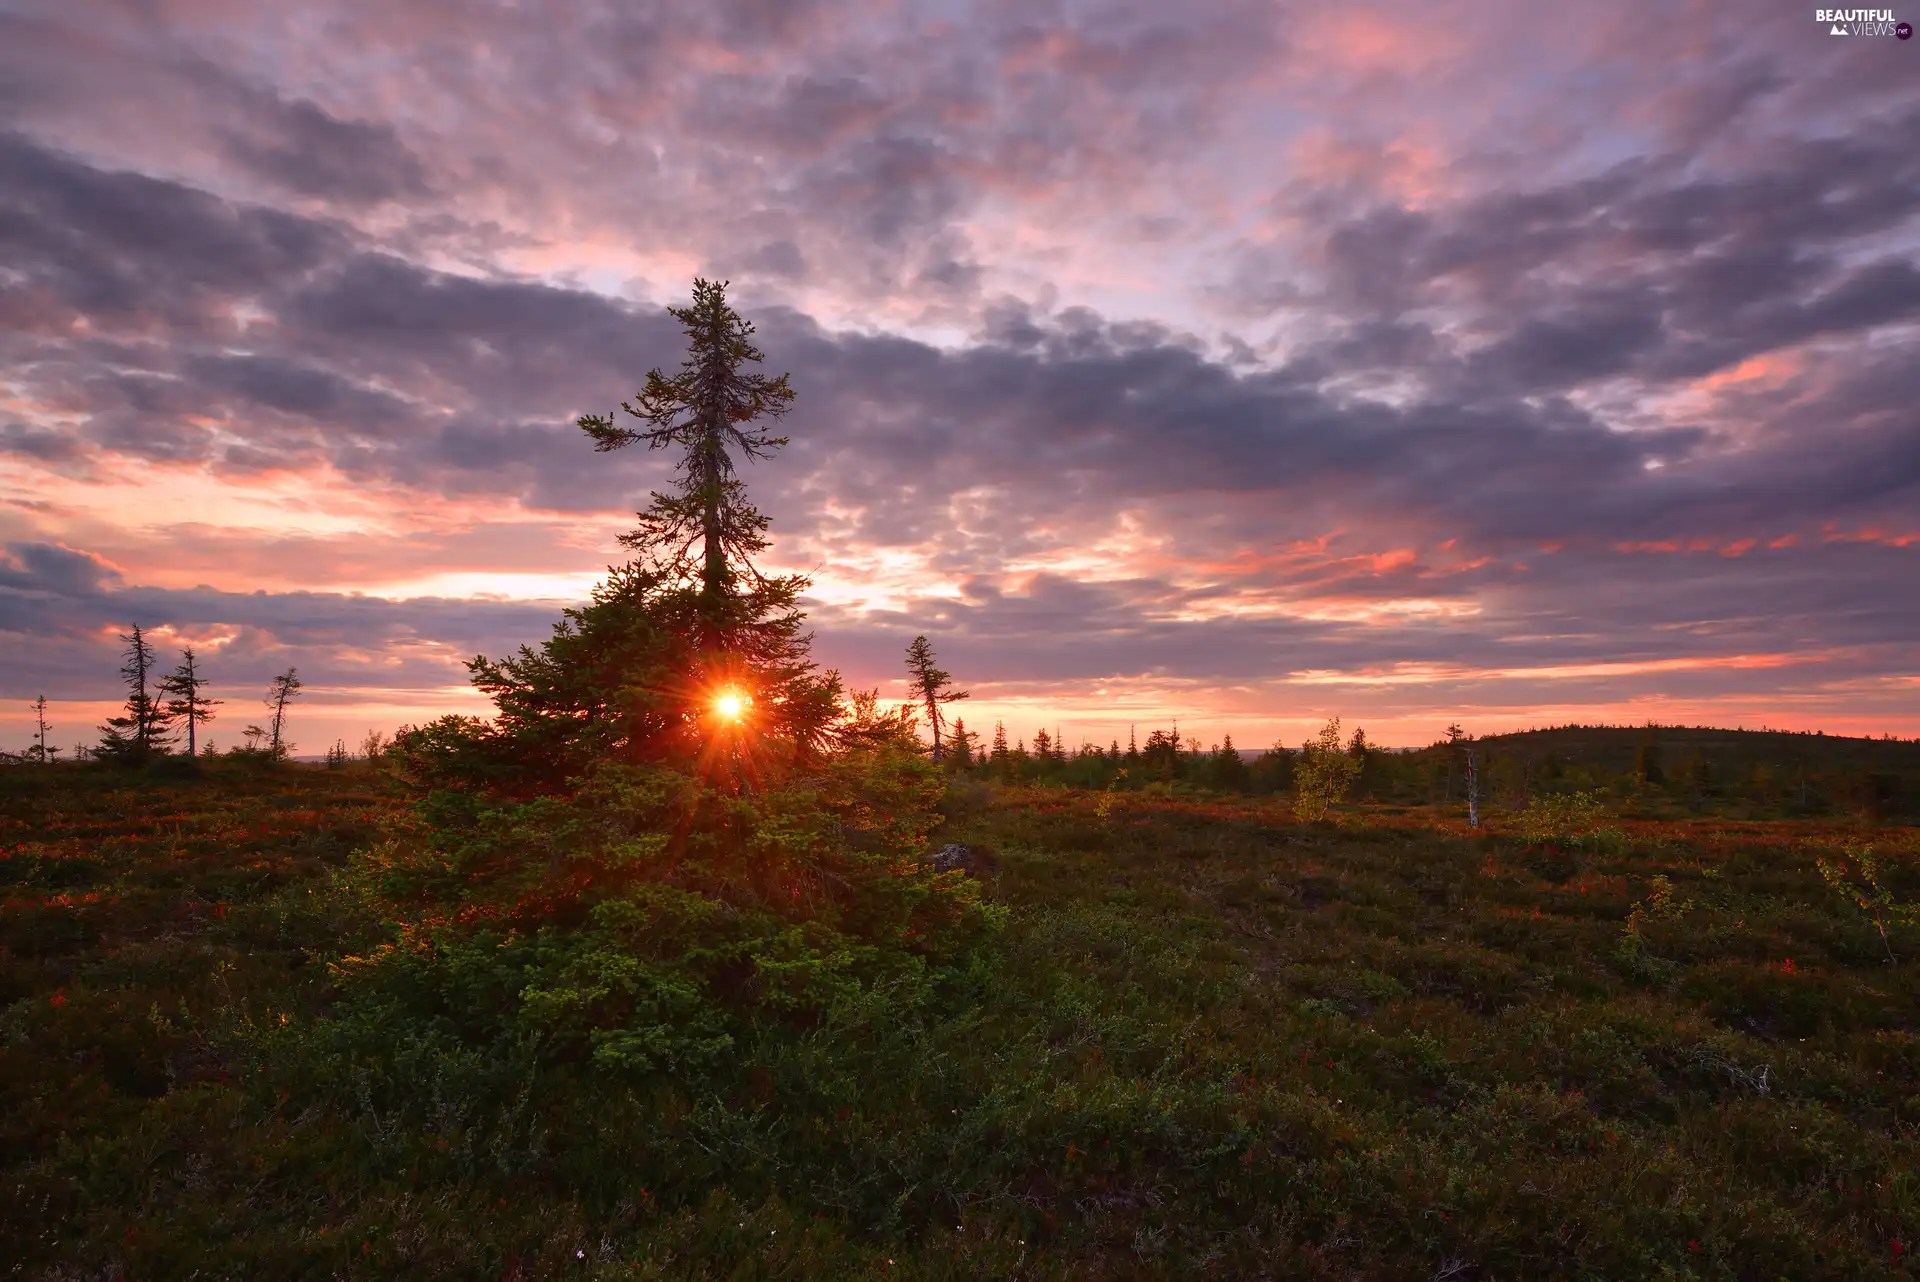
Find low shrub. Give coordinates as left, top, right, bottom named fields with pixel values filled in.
left=265, top=748, right=1006, bottom=1181
left=1518, top=789, right=1610, bottom=847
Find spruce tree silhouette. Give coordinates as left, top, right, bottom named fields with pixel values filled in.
left=159, top=648, right=220, bottom=759
left=579, top=276, right=796, bottom=639
left=903, top=635, right=968, bottom=762
left=413, top=279, right=842, bottom=794
left=97, top=625, right=169, bottom=764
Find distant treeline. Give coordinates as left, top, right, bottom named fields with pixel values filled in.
left=935, top=718, right=1920, bottom=820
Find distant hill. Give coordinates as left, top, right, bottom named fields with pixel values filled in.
left=1245, top=725, right=1918, bottom=769
left=1427, top=725, right=1920, bottom=775
left=1232, top=724, right=1918, bottom=819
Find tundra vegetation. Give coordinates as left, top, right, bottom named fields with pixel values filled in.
left=4, top=282, right=1919, bottom=1279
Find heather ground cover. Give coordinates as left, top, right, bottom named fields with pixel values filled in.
left=3, top=762, right=1916, bottom=1279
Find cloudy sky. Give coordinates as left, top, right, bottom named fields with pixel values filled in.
left=2, top=0, right=1917, bottom=756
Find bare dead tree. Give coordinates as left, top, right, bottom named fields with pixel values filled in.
left=1466, top=747, right=1480, bottom=829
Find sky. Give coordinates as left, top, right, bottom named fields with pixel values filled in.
left=2, top=0, right=1917, bottom=757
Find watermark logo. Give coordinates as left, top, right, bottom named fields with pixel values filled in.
left=1815, top=7, right=1908, bottom=34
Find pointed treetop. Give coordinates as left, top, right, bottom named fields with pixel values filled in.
left=579, top=278, right=797, bottom=606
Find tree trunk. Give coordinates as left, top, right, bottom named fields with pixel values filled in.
left=1466, top=749, right=1479, bottom=829
left=700, top=427, right=726, bottom=600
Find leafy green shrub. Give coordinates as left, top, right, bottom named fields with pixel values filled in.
left=285, top=747, right=1004, bottom=1151
left=1614, top=873, right=1693, bottom=980
left=1580, top=825, right=1631, bottom=858
left=1816, top=842, right=1919, bottom=962
left=1517, top=789, right=1608, bottom=846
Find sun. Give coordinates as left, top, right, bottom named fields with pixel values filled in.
left=714, top=692, right=746, bottom=721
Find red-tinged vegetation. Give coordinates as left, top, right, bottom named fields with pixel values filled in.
left=2, top=760, right=1917, bottom=1277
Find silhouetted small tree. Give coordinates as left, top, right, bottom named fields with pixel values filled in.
left=98, top=625, right=170, bottom=764
left=1032, top=727, right=1053, bottom=767
left=1443, top=723, right=1467, bottom=801
left=159, top=647, right=220, bottom=759
left=1210, top=734, right=1251, bottom=792
left=990, top=720, right=1012, bottom=780
left=903, top=635, right=968, bottom=762
left=30, top=696, right=52, bottom=764
left=949, top=717, right=975, bottom=768
left=265, top=668, right=302, bottom=761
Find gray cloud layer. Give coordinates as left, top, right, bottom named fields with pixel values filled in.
left=1, top=0, right=1916, bottom=736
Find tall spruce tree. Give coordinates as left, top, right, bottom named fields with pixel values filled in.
left=31, top=696, right=52, bottom=765
left=312, top=281, right=1001, bottom=1139
left=410, top=279, right=842, bottom=794
left=159, top=648, right=220, bottom=758
left=903, top=635, right=968, bottom=762
left=98, top=625, right=169, bottom=763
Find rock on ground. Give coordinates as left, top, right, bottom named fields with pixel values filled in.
left=929, top=843, right=972, bottom=872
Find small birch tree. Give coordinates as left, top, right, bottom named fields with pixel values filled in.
left=1293, top=716, right=1362, bottom=822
